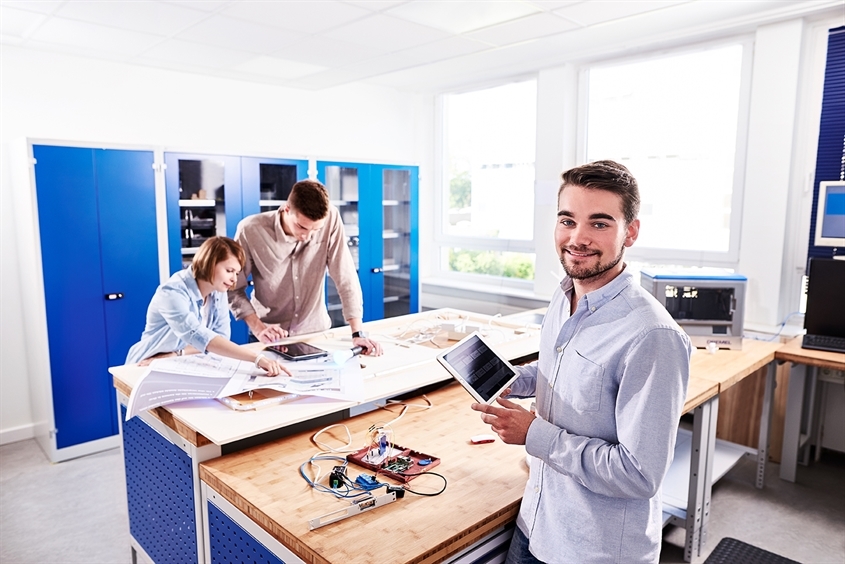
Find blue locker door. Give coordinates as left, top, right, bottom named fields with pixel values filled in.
left=358, top=164, right=383, bottom=321
left=33, top=145, right=113, bottom=448
left=95, top=149, right=159, bottom=370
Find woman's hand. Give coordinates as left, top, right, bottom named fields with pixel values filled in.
left=256, top=354, right=292, bottom=377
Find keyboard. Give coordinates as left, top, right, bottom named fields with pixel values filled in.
left=802, top=334, right=845, bottom=354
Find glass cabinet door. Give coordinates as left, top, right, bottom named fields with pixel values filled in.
left=321, top=164, right=362, bottom=327
left=241, top=157, right=308, bottom=218
left=381, top=168, right=413, bottom=318
left=165, top=153, right=242, bottom=275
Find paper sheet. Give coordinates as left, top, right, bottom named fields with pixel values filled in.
left=124, top=353, right=362, bottom=420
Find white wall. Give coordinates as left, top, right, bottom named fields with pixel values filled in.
left=0, top=46, right=432, bottom=443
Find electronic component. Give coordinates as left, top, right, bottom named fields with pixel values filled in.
left=308, top=490, right=401, bottom=530
left=471, top=434, right=496, bottom=445
left=329, top=465, right=347, bottom=489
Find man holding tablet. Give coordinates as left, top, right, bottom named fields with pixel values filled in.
left=472, top=161, right=691, bottom=564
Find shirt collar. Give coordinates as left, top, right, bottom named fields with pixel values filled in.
left=560, top=265, right=634, bottom=312
left=180, top=266, right=205, bottom=305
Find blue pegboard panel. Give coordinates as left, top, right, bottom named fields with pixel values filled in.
left=208, top=502, right=286, bottom=564
left=122, top=405, right=198, bottom=564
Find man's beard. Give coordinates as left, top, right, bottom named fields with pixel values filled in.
left=560, top=243, right=625, bottom=281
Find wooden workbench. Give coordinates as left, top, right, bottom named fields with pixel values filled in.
left=200, top=381, right=528, bottom=564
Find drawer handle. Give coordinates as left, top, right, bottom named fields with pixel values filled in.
left=371, top=268, right=382, bottom=273
left=105, top=292, right=124, bottom=301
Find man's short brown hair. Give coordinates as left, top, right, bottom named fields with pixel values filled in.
left=192, top=236, right=245, bottom=282
left=288, top=180, right=330, bottom=221
left=559, top=160, right=640, bottom=225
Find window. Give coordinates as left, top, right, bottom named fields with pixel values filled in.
left=439, top=80, right=537, bottom=282
left=585, top=43, right=749, bottom=262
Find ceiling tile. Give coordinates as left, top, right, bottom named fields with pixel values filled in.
left=322, top=13, right=450, bottom=51
left=524, top=0, right=584, bottom=11
left=137, top=38, right=254, bottom=68
left=466, top=12, right=580, bottom=46
left=0, top=34, right=27, bottom=46
left=343, top=1, right=410, bottom=12
left=1, top=1, right=62, bottom=15
left=1, top=6, right=47, bottom=38
left=233, top=55, right=327, bottom=79
left=386, top=0, right=540, bottom=34
left=29, top=17, right=163, bottom=56
left=553, top=0, right=687, bottom=27
left=54, top=0, right=209, bottom=36
left=163, top=0, right=231, bottom=12
left=393, top=36, right=491, bottom=65
left=272, top=36, right=388, bottom=68
left=221, top=1, right=372, bottom=34
left=176, top=14, right=306, bottom=53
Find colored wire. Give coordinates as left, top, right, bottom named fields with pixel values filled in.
left=311, top=423, right=359, bottom=453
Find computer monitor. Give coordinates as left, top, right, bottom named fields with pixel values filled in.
left=814, top=181, right=845, bottom=248
left=802, top=258, right=845, bottom=353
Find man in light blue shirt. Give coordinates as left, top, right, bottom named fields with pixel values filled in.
left=473, top=160, right=691, bottom=564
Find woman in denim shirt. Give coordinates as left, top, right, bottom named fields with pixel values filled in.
left=126, top=236, right=287, bottom=376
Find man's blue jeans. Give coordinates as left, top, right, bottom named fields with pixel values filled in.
left=506, top=526, right=545, bottom=564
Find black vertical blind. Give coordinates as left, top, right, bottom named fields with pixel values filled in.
left=807, top=26, right=845, bottom=264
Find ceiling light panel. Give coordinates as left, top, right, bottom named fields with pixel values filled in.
left=1, top=6, right=47, bottom=38
left=221, top=1, right=371, bottom=34
left=234, top=55, right=327, bottom=79
left=55, top=0, right=208, bottom=36
left=386, top=0, right=540, bottom=34
left=137, top=38, right=254, bottom=68
left=467, top=12, right=580, bottom=46
left=322, top=13, right=450, bottom=51
left=553, top=0, right=687, bottom=27
left=30, top=18, right=162, bottom=56
left=272, top=36, right=388, bottom=68
left=177, top=14, right=306, bottom=53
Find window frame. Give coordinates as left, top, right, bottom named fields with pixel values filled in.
left=433, top=78, right=538, bottom=289
left=576, top=37, right=755, bottom=267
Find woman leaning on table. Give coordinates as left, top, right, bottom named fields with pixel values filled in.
left=125, top=236, right=289, bottom=376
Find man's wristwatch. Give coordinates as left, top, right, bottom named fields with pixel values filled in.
left=352, top=331, right=368, bottom=339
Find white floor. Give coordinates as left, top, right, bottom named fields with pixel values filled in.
left=1, top=438, right=843, bottom=564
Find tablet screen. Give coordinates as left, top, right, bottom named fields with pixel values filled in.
left=439, top=334, right=517, bottom=403
left=265, top=342, right=328, bottom=361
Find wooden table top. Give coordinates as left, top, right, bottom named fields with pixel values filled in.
left=200, top=382, right=529, bottom=564
left=689, top=338, right=782, bottom=392
left=774, top=336, right=845, bottom=370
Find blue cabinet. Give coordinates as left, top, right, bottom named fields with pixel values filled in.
left=316, top=161, right=419, bottom=324
left=32, top=145, right=159, bottom=453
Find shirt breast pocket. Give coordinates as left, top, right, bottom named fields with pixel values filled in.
left=561, top=351, right=604, bottom=412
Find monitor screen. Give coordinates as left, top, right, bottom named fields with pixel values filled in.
left=814, top=181, right=845, bottom=248
left=804, top=258, right=845, bottom=339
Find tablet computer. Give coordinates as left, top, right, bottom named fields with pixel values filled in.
left=265, top=342, right=328, bottom=361
left=436, top=332, right=520, bottom=404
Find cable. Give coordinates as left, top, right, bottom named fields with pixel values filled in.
left=376, top=395, right=433, bottom=427
left=311, top=424, right=359, bottom=453
left=744, top=311, right=803, bottom=342
left=396, top=471, right=448, bottom=497
left=299, top=454, right=388, bottom=499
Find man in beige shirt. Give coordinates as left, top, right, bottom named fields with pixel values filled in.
left=228, top=180, right=382, bottom=355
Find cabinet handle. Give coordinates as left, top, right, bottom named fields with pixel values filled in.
left=371, top=268, right=382, bottom=273
left=105, top=292, right=125, bottom=301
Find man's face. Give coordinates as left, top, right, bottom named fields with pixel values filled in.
left=555, top=184, right=639, bottom=286
left=282, top=205, right=325, bottom=242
